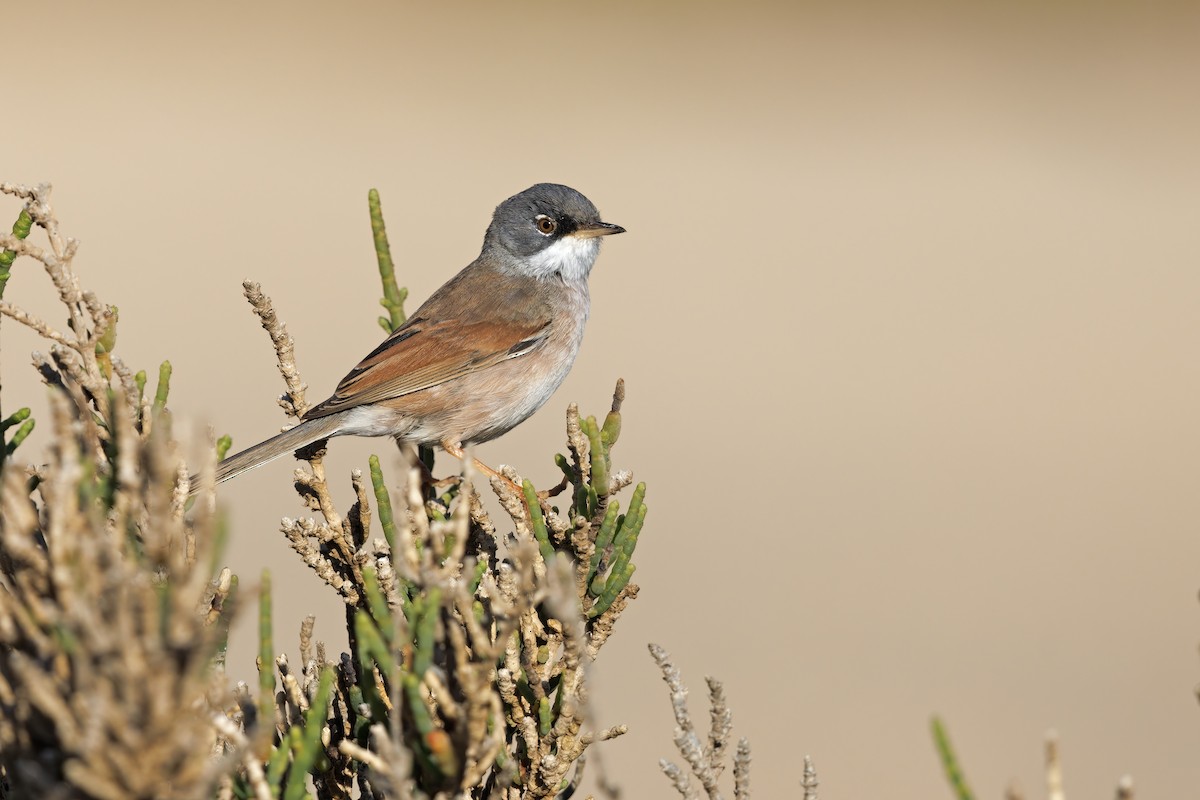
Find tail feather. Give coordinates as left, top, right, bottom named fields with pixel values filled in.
left=193, top=414, right=347, bottom=493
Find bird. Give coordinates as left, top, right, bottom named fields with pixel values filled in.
left=210, top=183, right=624, bottom=488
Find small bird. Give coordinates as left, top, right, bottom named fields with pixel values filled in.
left=211, top=183, right=624, bottom=487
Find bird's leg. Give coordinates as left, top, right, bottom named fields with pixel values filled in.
left=439, top=440, right=521, bottom=494
left=392, top=439, right=461, bottom=497
left=415, top=448, right=461, bottom=494
left=393, top=438, right=435, bottom=487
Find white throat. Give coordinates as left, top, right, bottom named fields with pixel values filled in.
left=524, top=235, right=601, bottom=283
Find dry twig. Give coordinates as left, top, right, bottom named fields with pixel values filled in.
left=650, top=643, right=755, bottom=800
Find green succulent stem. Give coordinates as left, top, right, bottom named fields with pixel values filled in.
left=0, top=208, right=33, bottom=300
left=522, top=480, right=556, bottom=566
left=467, top=557, right=489, bottom=596
left=587, top=563, right=635, bottom=619
left=352, top=610, right=393, bottom=723
left=152, top=361, right=172, bottom=412
left=347, top=680, right=370, bottom=743
left=931, top=716, right=976, bottom=800
left=601, top=408, right=621, bottom=449
left=283, top=667, right=335, bottom=800
left=625, top=482, right=646, bottom=525
left=2, top=407, right=31, bottom=432
left=608, top=511, right=644, bottom=584
left=412, top=588, right=441, bottom=677
left=257, top=571, right=275, bottom=751
left=0, top=208, right=35, bottom=469
left=582, top=416, right=609, bottom=496
left=587, top=501, right=622, bottom=595
left=369, top=188, right=408, bottom=333
left=212, top=570, right=238, bottom=663
left=265, top=730, right=291, bottom=789
left=368, top=455, right=398, bottom=549
left=95, top=306, right=118, bottom=357
left=361, top=566, right=394, bottom=646
left=403, top=672, right=434, bottom=736
left=586, top=483, right=646, bottom=616
left=554, top=452, right=573, bottom=480
left=2, top=410, right=34, bottom=457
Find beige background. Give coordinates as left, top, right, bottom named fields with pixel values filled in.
left=5, top=1, right=1199, bottom=796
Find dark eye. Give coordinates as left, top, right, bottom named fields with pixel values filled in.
left=535, top=215, right=557, bottom=235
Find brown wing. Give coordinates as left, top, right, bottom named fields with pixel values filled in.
left=303, top=315, right=552, bottom=419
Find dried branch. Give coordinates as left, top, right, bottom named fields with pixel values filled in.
left=0, top=392, right=235, bottom=799
left=241, top=280, right=308, bottom=419
left=1045, top=730, right=1063, bottom=800
left=799, top=754, right=816, bottom=800
left=0, top=299, right=74, bottom=345
left=650, top=643, right=754, bottom=800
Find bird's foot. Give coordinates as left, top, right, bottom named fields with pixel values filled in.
left=439, top=440, right=522, bottom=495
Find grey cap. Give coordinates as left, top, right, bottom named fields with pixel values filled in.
left=485, top=183, right=622, bottom=258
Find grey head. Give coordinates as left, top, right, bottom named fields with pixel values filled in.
left=483, top=183, right=625, bottom=282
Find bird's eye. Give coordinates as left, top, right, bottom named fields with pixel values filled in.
left=535, top=215, right=557, bottom=235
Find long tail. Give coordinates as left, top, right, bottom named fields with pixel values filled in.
left=195, top=414, right=347, bottom=492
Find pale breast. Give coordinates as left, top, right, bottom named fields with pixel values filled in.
left=393, top=279, right=590, bottom=446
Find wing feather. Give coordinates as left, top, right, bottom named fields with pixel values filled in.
left=303, top=316, right=552, bottom=419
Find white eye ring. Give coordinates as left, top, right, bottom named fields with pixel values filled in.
left=535, top=215, right=557, bottom=236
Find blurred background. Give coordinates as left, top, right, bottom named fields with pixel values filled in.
left=5, top=1, right=1199, bottom=795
